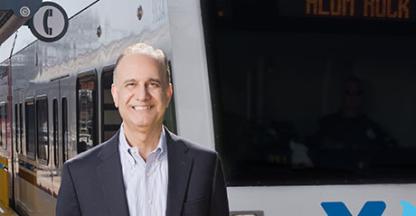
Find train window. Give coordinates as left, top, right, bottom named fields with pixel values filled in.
left=101, top=69, right=122, bottom=141
left=164, top=61, right=177, bottom=133
left=19, top=103, right=23, bottom=154
left=15, top=104, right=19, bottom=153
left=36, top=97, right=49, bottom=163
left=204, top=0, right=416, bottom=185
left=62, top=98, right=68, bottom=162
left=53, top=99, right=58, bottom=166
left=76, top=72, right=98, bottom=153
left=4, top=103, right=8, bottom=150
left=25, top=100, right=36, bottom=159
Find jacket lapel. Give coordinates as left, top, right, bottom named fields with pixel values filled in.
left=166, top=130, right=193, bottom=216
left=96, top=131, right=130, bottom=216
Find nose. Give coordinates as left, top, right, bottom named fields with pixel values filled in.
left=136, top=84, right=150, bottom=101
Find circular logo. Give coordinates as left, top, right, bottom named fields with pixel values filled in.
left=29, top=2, right=69, bottom=42
left=19, top=6, right=31, bottom=17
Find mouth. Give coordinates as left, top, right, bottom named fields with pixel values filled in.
left=131, top=105, right=152, bottom=111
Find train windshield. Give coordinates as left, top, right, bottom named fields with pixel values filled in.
left=204, top=0, right=416, bottom=185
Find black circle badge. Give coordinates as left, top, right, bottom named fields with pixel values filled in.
left=29, top=2, right=69, bottom=42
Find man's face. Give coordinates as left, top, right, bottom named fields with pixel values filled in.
left=111, top=54, right=172, bottom=131
left=344, top=81, right=363, bottom=111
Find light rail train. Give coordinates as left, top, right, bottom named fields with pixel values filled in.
left=2, top=0, right=416, bottom=215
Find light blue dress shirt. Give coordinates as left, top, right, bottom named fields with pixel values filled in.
left=118, top=125, right=168, bottom=216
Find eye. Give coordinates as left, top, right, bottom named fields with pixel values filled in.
left=149, top=81, right=161, bottom=88
left=125, top=82, right=136, bottom=88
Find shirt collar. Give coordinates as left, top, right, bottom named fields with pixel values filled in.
left=119, top=124, right=167, bottom=164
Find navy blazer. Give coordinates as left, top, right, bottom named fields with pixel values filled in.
left=56, top=130, right=229, bottom=216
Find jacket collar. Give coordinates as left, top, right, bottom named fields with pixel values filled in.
left=96, top=128, right=194, bottom=216
left=96, top=130, right=130, bottom=216
left=165, top=129, right=193, bottom=216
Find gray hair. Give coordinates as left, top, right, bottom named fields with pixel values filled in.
left=113, top=43, right=171, bottom=85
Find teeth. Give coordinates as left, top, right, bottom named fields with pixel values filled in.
left=132, top=105, right=150, bottom=110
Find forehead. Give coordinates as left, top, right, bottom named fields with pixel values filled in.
left=115, top=54, right=161, bottom=80
left=346, top=81, right=361, bottom=90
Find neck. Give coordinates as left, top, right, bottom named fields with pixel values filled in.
left=123, top=124, right=163, bottom=160
left=343, top=108, right=360, bottom=118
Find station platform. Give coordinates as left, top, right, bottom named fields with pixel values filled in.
left=0, top=202, right=18, bottom=216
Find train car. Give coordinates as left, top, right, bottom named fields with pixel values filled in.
left=2, top=0, right=416, bottom=215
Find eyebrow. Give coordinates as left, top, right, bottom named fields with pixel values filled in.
left=121, top=78, right=163, bottom=85
left=122, top=79, right=137, bottom=84
left=149, top=78, right=162, bottom=84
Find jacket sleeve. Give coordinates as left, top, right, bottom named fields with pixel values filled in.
left=210, top=154, right=230, bottom=216
left=56, top=162, right=82, bottom=216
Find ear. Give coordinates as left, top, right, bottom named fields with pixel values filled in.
left=166, top=83, right=173, bottom=106
left=111, top=83, right=119, bottom=108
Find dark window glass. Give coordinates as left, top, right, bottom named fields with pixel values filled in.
left=4, top=103, right=8, bottom=150
left=101, top=70, right=121, bottom=141
left=62, top=98, right=68, bottom=162
left=53, top=99, right=58, bottom=166
left=0, top=103, right=9, bottom=149
left=25, top=100, right=36, bottom=159
left=77, top=73, right=97, bottom=153
left=0, top=104, right=3, bottom=148
left=15, top=104, right=19, bottom=153
left=36, top=98, right=49, bottom=163
left=204, top=0, right=416, bottom=185
left=19, top=103, right=23, bottom=154
left=164, top=61, right=177, bottom=133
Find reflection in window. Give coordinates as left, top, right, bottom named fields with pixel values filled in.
left=77, top=74, right=97, bottom=153
left=25, top=100, right=36, bottom=159
left=0, top=103, right=4, bottom=148
left=36, top=98, right=49, bottom=162
left=3, top=103, right=7, bottom=150
left=19, top=103, right=23, bottom=154
left=163, top=61, right=177, bottom=133
left=62, top=98, right=68, bottom=162
left=53, top=99, right=58, bottom=166
left=15, top=104, right=19, bottom=153
left=101, top=70, right=121, bottom=141
left=205, top=0, right=416, bottom=185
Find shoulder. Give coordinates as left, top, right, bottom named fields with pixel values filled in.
left=168, top=131, right=218, bottom=161
left=319, top=112, right=343, bottom=126
left=321, top=112, right=341, bottom=121
left=64, top=135, right=117, bottom=170
left=167, top=132, right=223, bottom=179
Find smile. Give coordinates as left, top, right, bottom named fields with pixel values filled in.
left=131, top=105, right=151, bottom=110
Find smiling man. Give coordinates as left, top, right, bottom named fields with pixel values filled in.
left=56, top=43, right=229, bottom=216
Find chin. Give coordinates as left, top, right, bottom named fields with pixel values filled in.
left=132, top=121, right=151, bottom=128
left=134, top=119, right=157, bottom=128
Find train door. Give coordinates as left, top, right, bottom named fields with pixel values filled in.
left=57, top=75, right=77, bottom=164
left=12, top=90, right=23, bottom=208
left=48, top=79, right=64, bottom=197
left=48, top=75, right=76, bottom=194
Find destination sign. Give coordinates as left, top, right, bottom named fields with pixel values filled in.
left=304, top=0, right=411, bottom=20
left=219, top=0, right=416, bottom=33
